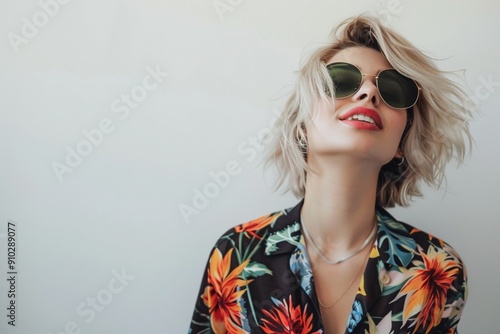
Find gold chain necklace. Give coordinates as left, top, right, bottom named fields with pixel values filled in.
left=316, top=257, right=366, bottom=308
left=300, top=213, right=377, bottom=308
left=300, top=213, right=377, bottom=265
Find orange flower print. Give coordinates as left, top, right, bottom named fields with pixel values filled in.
left=410, top=227, right=445, bottom=247
left=400, top=246, right=460, bottom=334
left=260, top=295, right=322, bottom=334
left=202, top=248, right=251, bottom=334
left=235, top=212, right=282, bottom=239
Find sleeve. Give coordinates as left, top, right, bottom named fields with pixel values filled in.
left=189, top=244, right=218, bottom=334
left=188, top=233, right=235, bottom=334
left=435, top=249, right=468, bottom=333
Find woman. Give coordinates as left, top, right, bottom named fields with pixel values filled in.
left=189, top=15, right=471, bottom=334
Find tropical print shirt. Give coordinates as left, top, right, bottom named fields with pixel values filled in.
left=189, top=200, right=467, bottom=334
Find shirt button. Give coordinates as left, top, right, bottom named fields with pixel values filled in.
left=380, top=273, right=391, bottom=285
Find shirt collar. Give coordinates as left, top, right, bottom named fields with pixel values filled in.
left=264, top=199, right=415, bottom=269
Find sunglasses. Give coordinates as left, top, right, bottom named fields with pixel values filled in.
left=325, top=62, right=421, bottom=109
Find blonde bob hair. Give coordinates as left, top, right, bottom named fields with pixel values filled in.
left=265, top=14, right=473, bottom=207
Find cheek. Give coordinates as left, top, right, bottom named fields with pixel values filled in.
left=307, top=100, right=334, bottom=133
left=389, top=113, right=408, bottom=147
left=332, top=98, right=348, bottom=112
left=306, top=116, right=333, bottom=153
left=312, top=99, right=335, bottom=120
left=398, top=112, right=408, bottom=136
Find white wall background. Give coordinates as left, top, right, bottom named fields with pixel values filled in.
left=0, top=1, right=498, bottom=333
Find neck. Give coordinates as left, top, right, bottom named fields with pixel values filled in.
left=301, top=154, right=379, bottom=253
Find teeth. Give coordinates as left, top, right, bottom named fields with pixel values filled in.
left=347, top=114, right=375, bottom=124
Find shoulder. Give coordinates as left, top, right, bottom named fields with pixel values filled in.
left=376, top=206, right=468, bottom=298
left=212, top=201, right=304, bottom=255
left=376, top=206, right=466, bottom=266
left=375, top=207, right=468, bottom=331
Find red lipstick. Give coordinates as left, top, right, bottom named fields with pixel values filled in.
left=339, top=106, right=382, bottom=130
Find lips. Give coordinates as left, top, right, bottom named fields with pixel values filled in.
left=339, top=106, right=383, bottom=130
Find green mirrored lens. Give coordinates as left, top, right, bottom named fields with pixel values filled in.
left=378, top=70, right=419, bottom=109
left=327, top=63, right=362, bottom=98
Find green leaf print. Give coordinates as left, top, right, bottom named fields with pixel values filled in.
left=265, top=222, right=301, bottom=255
left=378, top=219, right=417, bottom=267
left=243, top=262, right=273, bottom=278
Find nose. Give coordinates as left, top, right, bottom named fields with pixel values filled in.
left=352, top=75, right=380, bottom=106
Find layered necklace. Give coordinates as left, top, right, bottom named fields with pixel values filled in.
left=300, top=213, right=378, bottom=265
left=300, top=213, right=378, bottom=308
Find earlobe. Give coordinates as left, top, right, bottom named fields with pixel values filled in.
left=394, top=151, right=404, bottom=159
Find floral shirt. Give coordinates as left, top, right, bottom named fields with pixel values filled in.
left=189, top=200, right=467, bottom=334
